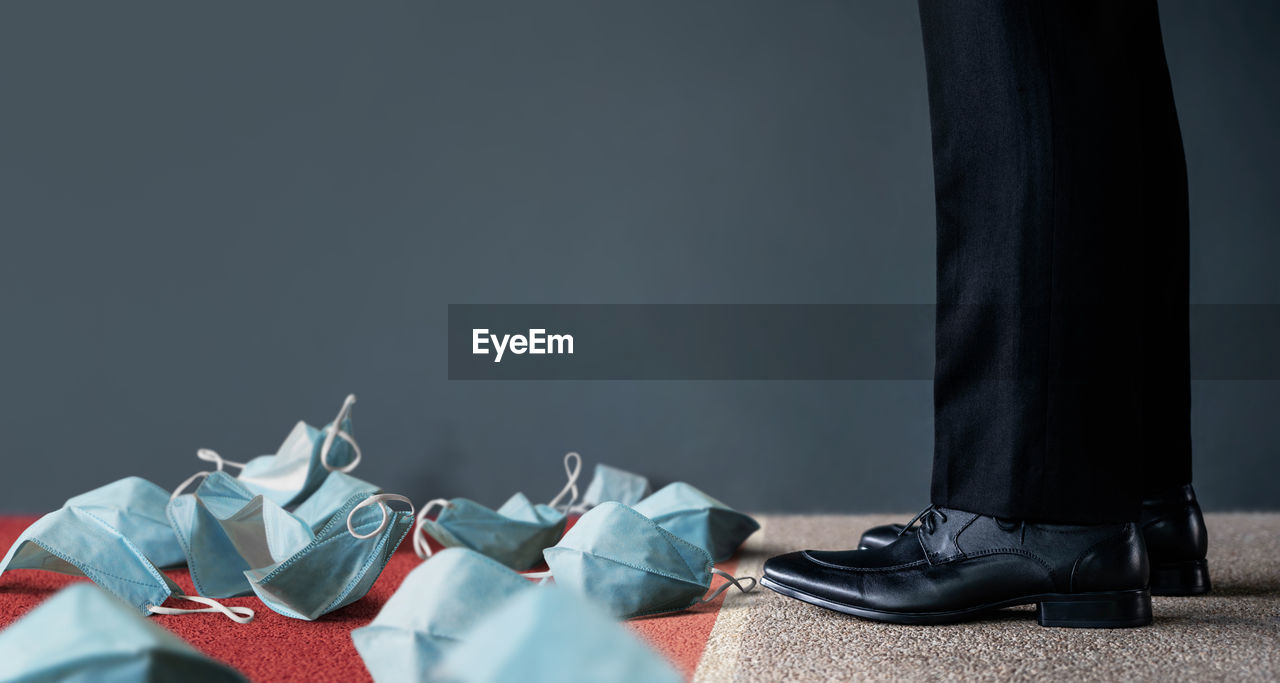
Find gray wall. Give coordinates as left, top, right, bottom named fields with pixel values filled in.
left=1, top=1, right=1276, bottom=513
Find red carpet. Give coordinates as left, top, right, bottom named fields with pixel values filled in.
left=0, top=516, right=733, bottom=681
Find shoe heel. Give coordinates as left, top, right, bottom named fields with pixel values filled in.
left=1036, top=589, right=1152, bottom=628
left=1150, top=559, right=1211, bottom=596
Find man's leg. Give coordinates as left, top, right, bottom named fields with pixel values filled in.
left=761, top=2, right=1176, bottom=626
left=929, top=0, right=1165, bottom=524
left=1127, top=15, right=1210, bottom=592
left=856, top=3, right=1208, bottom=593
left=1131, top=1, right=1192, bottom=496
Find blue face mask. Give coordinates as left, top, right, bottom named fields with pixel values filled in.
left=61, top=476, right=186, bottom=568
left=632, top=482, right=760, bottom=562
left=168, top=471, right=412, bottom=620
left=411, top=454, right=578, bottom=571
left=437, top=587, right=683, bottom=683
left=579, top=462, right=651, bottom=511
left=291, top=470, right=381, bottom=531
left=352, top=548, right=532, bottom=682
left=0, top=505, right=253, bottom=623
left=179, top=394, right=362, bottom=507
left=413, top=494, right=565, bottom=571
left=167, top=471, right=315, bottom=598
left=542, top=502, right=756, bottom=619
left=246, top=492, right=413, bottom=621
left=544, top=453, right=650, bottom=514
left=0, top=584, right=249, bottom=682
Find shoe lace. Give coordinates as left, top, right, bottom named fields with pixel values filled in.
left=898, top=505, right=948, bottom=537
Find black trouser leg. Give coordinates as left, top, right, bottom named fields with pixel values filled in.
left=921, top=0, right=1192, bottom=524
left=1132, top=4, right=1193, bottom=496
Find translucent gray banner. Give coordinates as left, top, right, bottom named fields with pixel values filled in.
left=447, top=304, right=1280, bottom=380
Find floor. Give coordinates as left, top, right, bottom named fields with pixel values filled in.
left=692, top=513, right=1280, bottom=682
left=0, top=514, right=735, bottom=681
left=3, top=513, right=1276, bottom=681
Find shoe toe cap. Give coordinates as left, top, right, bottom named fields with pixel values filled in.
left=763, top=550, right=867, bottom=601
left=764, top=548, right=894, bottom=609
left=762, top=551, right=813, bottom=588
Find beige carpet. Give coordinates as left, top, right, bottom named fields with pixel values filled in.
left=693, top=513, right=1280, bottom=682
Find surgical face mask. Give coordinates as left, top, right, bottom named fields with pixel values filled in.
left=0, top=505, right=253, bottom=623
left=579, top=462, right=651, bottom=511
left=412, top=454, right=578, bottom=571
left=180, top=393, right=362, bottom=507
left=436, top=587, right=683, bottom=683
left=542, top=502, right=756, bottom=619
left=168, top=471, right=413, bottom=619
left=167, top=471, right=315, bottom=598
left=413, top=495, right=564, bottom=572
left=352, top=548, right=532, bottom=682
left=246, top=492, right=413, bottom=621
left=0, top=584, right=249, bottom=683
left=291, top=470, right=381, bottom=531
left=62, top=476, right=186, bottom=568
left=545, top=453, right=650, bottom=514
left=632, top=482, right=760, bottom=563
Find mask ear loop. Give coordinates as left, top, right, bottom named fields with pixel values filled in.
left=169, top=448, right=246, bottom=502
left=197, top=448, right=246, bottom=472
left=412, top=498, right=453, bottom=559
left=546, top=451, right=582, bottom=512
left=347, top=493, right=414, bottom=539
left=699, top=568, right=759, bottom=604
left=320, top=394, right=362, bottom=473
left=522, top=570, right=554, bottom=585
left=169, top=470, right=212, bottom=502
left=147, top=595, right=255, bottom=624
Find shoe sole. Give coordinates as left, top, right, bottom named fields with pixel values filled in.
left=857, top=548, right=1213, bottom=597
left=760, top=576, right=1153, bottom=628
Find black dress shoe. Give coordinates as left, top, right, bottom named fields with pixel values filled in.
left=858, top=485, right=1211, bottom=596
left=1140, top=484, right=1211, bottom=596
left=762, top=507, right=1152, bottom=628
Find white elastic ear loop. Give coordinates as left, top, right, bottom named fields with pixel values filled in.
left=169, top=471, right=211, bottom=502
left=522, top=570, right=554, bottom=585
left=147, top=595, right=255, bottom=624
left=546, top=451, right=582, bottom=511
left=197, top=448, right=246, bottom=472
left=320, top=394, right=362, bottom=473
left=412, top=498, right=452, bottom=559
left=699, top=568, right=759, bottom=604
left=170, top=448, right=246, bottom=502
left=347, top=493, right=414, bottom=539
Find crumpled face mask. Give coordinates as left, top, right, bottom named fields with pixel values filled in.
left=542, top=453, right=650, bottom=514
left=0, top=584, right=249, bottom=683
left=352, top=548, right=533, bottom=682
left=177, top=393, right=363, bottom=507
left=411, top=454, right=579, bottom=571
left=0, top=505, right=253, bottom=623
left=632, top=482, right=760, bottom=562
left=436, top=586, right=683, bottom=683
left=578, top=462, right=651, bottom=511
left=247, top=492, right=413, bottom=621
left=167, top=471, right=315, bottom=598
left=61, top=476, right=186, bottom=568
left=168, top=471, right=413, bottom=620
left=541, top=502, right=756, bottom=619
left=290, top=470, right=381, bottom=532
